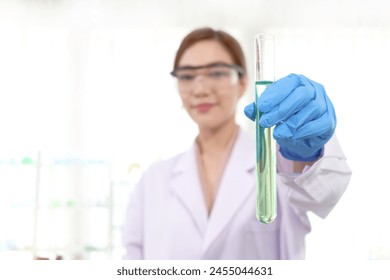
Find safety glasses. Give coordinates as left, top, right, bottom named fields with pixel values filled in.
left=170, top=62, right=245, bottom=93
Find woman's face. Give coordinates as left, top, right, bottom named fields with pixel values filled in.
left=176, top=40, right=247, bottom=130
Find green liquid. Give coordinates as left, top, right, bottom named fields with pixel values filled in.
left=255, top=81, right=277, bottom=224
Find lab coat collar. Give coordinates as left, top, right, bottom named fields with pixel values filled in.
left=169, top=142, right=208, bottom=237
left=169, top=128, right=256, bottom=251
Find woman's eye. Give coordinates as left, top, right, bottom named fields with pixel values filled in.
left=178, top=74, right=195, bottom=81
left=208, top=71, right=229, bottom=78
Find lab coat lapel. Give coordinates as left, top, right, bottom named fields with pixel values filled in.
left=203, top=129, right=256, bottom=252
left=169, top=146, right=208, bottom=237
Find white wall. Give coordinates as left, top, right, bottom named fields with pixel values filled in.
left=1, top=0, right=389, bottom=259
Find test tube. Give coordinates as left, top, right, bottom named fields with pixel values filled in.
left=255, top=34, right=277, bottom=223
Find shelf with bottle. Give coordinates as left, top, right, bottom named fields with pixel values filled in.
left=0, top=152, right=142, bottom=259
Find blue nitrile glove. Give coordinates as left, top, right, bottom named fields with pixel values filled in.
left=244, top=74, right=336, bottom=162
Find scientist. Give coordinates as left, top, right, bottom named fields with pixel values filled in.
left=122, top=27, right=352, bottom=259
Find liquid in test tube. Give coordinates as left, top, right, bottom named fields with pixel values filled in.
left=255, top=34, right=277, bottom=224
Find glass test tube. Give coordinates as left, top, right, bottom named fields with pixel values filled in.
left=255, top=34, right=277, bottom=224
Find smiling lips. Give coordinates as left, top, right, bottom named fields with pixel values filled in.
left=193, top=103, right=215, bottom=113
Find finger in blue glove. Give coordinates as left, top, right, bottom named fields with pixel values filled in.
left=244, top=102, right=256, bottom=121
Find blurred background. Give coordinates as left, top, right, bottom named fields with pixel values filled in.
left=0, top=0, right=389, bottom=260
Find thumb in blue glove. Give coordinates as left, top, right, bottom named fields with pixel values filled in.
left=244, top=74, right=336, bottom=162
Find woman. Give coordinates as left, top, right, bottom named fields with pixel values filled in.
left=123, top=27, right=352, bottom=259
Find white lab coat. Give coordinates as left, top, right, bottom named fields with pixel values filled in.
left=123, top=128, right=351, bottom=259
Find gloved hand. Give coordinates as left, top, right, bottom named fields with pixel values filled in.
left=244, top=74, right=336, bottom=162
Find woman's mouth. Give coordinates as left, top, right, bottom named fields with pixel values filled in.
left=194, top=103, right=215, bottom=113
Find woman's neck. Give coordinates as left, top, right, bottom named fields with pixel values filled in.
left=196, top=119, right=238, bottom=156
left=195, top=118, right=239, bottom=215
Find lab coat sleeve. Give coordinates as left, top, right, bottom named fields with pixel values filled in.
left=122, top=175, right=145, bottom=259
left=278, top=135, right=352, bottom=220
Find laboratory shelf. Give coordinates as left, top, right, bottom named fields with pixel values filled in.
left=0, top=152, right=137, bottom=260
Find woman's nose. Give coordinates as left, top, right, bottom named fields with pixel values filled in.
left=192, top=75, right=211, bottom=96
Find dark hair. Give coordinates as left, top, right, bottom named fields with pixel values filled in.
left=173, top=27, right=247, bottom=76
